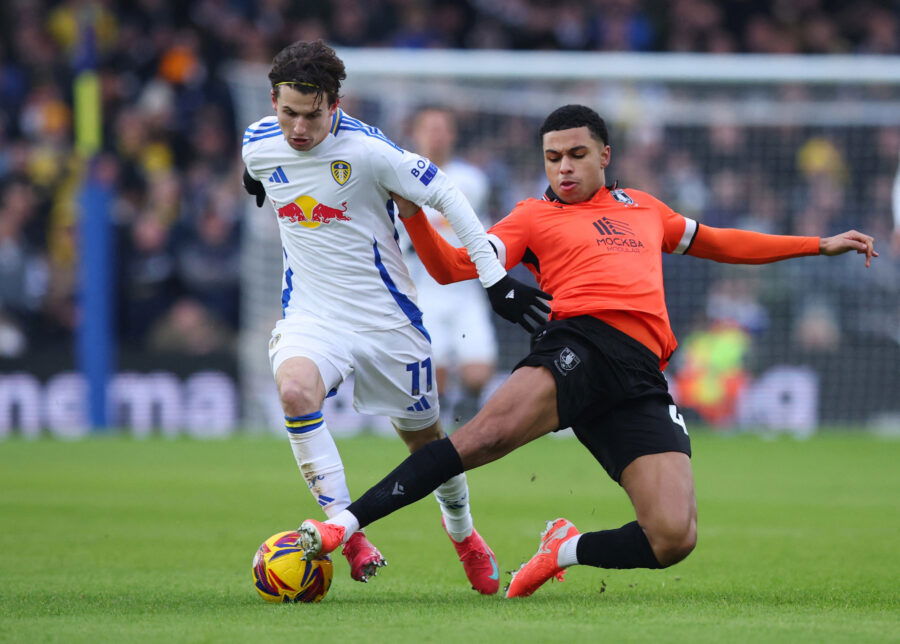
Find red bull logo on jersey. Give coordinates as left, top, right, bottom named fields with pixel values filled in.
left=277, top=195, right=351, bottom=229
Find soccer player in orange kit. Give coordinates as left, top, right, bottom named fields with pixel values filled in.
left=294, top=105, right=878, bottom=598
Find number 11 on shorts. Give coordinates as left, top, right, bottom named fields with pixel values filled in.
left=406, top=358, right=433, bottom=396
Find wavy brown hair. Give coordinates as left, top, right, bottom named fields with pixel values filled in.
left=268, top=40, right=346, bottom=108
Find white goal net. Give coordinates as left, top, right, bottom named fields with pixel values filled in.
left=228, top=50, right=900, bottom=435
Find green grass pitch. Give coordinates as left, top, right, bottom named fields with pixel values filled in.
left=1, top=432, right=897, bottom=642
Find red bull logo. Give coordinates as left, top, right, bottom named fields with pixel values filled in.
left=277, top=195, right=351, bottom=229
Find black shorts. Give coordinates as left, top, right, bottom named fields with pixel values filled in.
left=514, top=315, right=691, bottom=483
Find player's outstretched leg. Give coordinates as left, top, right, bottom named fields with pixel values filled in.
left=506, top=518, right=580, bottom=598
left=341, top=531, right=387, bottom=582
left=442, top=517, right=499, bottom=595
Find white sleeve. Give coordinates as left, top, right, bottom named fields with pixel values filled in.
left=241, top=117, right=277, bottom=181
left=373, top=145, right=506, bottom=287
left=240, top=145, right=259, bottom=180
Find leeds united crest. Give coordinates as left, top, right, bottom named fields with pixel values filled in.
left=331, top=160, right=351, bottom=185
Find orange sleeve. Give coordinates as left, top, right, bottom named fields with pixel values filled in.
left=686, top=224, right=820, bottom=264
left=653, top=195, right=693, bottom=254
left=484, top=205, right=531, bottom=269
left=402, top=209, right=478, bottom=283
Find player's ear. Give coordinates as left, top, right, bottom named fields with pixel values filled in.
left=600, top=145, right=611, bottom=168
left=270, top=89, right=278, bottom=112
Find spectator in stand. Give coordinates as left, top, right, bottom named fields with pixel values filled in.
left=174, top=191, right=242, bottom=329
left=703, top=169, right=747, bottom=229
left=390, top=4, right=445, bottom=48
left=665, top=0, right=726, bottom=52
left=856, top=5, right=899, bottom=55
left=590, top=0, right=655, bottom=51
left=0, top=177, right=47, bottom=358
left=793, top=137, right=851, bottom=236
left=119, top=213, right=178, bottom=345
left=149, top=297, right=235, bottom=356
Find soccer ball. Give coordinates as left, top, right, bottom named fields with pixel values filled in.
left=252, top=530, right=334, bottom=603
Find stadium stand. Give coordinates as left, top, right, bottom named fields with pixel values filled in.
left=0, top=0, right=897, bottom=434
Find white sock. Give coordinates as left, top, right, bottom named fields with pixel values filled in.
left=325, top=509, right=360, bottom=543
left=434, top=473, right=474, bottom=541
left=557, top=535, right=581, bottom=568
left=285, top=413, right=350, bottom=518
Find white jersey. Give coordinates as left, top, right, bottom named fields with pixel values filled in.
left=242, top=109, right=505, bottom=332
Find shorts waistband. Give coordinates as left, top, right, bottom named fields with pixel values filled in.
left=541, top=315, right=662, bottom=367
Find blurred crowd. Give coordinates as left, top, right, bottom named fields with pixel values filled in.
left=0, top=0, right=897, bottom=380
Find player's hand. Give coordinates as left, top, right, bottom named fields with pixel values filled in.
left=389, top=192, right=420, bottom=219
left=819, top=230, right=878, bottom=267
left=243, top=167, right=266, bottom=208
left=486, top=274, right=553, bottom=333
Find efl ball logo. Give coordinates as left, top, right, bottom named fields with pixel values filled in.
left=277, top=195, right=351, bottom=229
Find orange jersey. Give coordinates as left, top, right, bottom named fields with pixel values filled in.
left=404, top=186, right=820, bottom=368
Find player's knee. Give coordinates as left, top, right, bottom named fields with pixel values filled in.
left=278, top=380, right=320, bottom=416
left=647, top=517, right=697, bottom=567
left=392, top=413, right=442, bottom=452
left=456, top=416, right=519, bottom=467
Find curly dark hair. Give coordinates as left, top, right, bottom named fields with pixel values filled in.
left=268, top=40, right=346, bottom=107
left=539, top=105, right=609, bottom=146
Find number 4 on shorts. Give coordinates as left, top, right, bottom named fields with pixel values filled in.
left=669, top=404, right=688, bottom=435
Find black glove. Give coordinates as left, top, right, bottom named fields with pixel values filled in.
left=242, top=167, right=266, bottom=207
left=486, top=274, right=553, bottom=333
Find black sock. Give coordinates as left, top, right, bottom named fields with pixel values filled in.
left=575, top=521, right=662, bottom=569
left=347, top=437, right=464, bottom=529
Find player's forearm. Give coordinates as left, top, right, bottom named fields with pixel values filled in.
left=403, top=209, right=478, bottom=284
left=424, top=186, right=505, bottom=287
left=686, top=224, right=820, bottom=264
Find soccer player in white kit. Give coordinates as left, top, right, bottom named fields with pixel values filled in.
left=241, top=40, right=551, bottom=594
left=402, top=107, right=498, bottom=426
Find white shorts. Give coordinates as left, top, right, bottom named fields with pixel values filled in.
left=415, top=279, right=498, bottom=368
left=268, top=315, right=439, bottom=429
